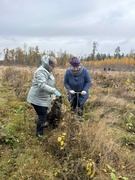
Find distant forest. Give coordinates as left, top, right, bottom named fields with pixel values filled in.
left=0, top=42, right=135, bottom=71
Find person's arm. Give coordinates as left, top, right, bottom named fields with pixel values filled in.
left=83, top=69, right=91, bottom=92
left=64, top=69, right=72, bottom=91
left=34, top=70, right=55, bottom=93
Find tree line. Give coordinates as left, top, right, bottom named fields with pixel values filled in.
left=0, top=42, right=135, bottom=67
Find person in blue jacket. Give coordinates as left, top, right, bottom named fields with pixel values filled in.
left=27, top=55, right=61, bottom=137
left=64, top=57, right=91, bottom=116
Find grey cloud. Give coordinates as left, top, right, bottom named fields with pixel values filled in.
left=0, top=0, right=135, bottom=55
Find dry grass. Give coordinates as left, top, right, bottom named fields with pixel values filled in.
left=0, top=65, right=135, bottom=180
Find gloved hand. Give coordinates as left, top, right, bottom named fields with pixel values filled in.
left=54, top=89, right=61, bottom=97
left=81, top=90, right=86, bottom=95
left=69, top=90, right=75, bottom=94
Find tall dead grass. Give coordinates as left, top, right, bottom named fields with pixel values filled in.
left=0, top=66, right=135, bottom=179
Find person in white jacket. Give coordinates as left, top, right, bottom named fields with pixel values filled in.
left=27, top=55, right=61, bottom=137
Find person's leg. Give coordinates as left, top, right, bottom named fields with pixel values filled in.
left=31, top=104, right=48, bottom=136
left=77, top=94, right=88, bottom=116
left=77, top=103, right=84, bottom=116
left=77, top=96, right=84, bottom=116
left=70, top=95, right=77, bottom=111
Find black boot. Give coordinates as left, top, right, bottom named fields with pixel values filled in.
left=77, top=105, right=84, bottom=116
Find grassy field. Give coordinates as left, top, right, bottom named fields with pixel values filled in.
left=0, top=65, right=135, bottom=180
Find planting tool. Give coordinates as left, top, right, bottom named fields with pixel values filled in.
left=70, top=91, right=83, bottom=119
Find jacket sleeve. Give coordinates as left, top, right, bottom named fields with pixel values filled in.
left=34, top=70, right=55, bottom=93
left=64, top=69, right=72, bottom=91
left=83, top=69, right=91, bottom=92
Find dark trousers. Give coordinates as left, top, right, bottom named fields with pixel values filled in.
left=70, top=95, right=83, bottom=109
left=31, top=104, right=48, bottom=135
left=70, top=95, right=84, bottom=116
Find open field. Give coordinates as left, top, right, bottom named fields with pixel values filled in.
left=0, top=65, right=135, bottom=180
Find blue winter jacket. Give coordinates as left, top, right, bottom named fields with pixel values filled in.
left=64, top=67, right=91, bottom=105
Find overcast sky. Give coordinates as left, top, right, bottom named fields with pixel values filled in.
left=0, top=0, right=135, bottom=57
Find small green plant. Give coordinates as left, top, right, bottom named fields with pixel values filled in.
left=103, top=164, right=129, bottom=180
left=118, top=176, right=129, bottom=180
left=104, top=164, right=116, bottom=180
left=125, top=113, right=135, bottom=131
left=57, top=132, right=66, bottom=150
left=125, top=78, right=130, bottom=86
left=86, top=159, right=96, bottom=179
left=125, top=78, right=135, bottom=92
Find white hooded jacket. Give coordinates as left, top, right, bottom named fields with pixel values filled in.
left=27, top=55, right=56, bottom=107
